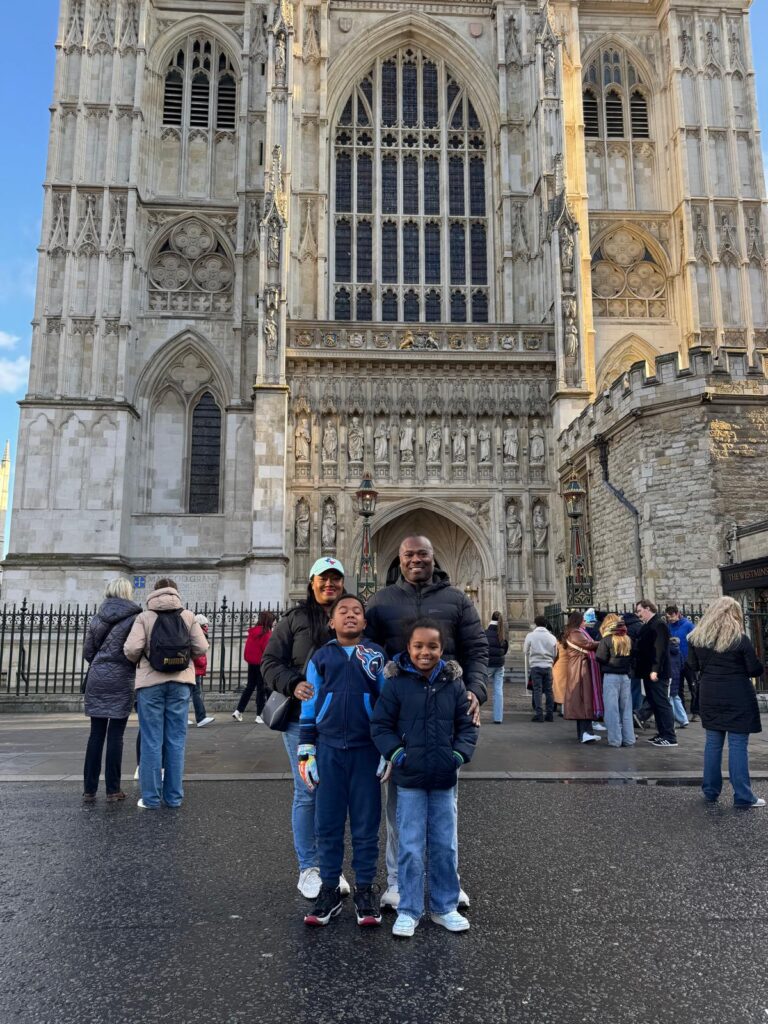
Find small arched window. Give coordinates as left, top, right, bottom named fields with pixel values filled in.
left=630, top=91, right=649, bottom=138
left=189, top=392, right=222, bottom=514
left=583, top=89, right=600, bottom=137
left=583, top=48, right=652, bottom=141
left=162, top=37, right=238, bottom=133
left=605, top=90, right=625, bottom=137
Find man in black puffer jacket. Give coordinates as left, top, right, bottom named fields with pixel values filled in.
left=364, top=533, right=488, bottom=911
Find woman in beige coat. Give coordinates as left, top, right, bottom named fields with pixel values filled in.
left=123, top=579, right=208, bottom=809
left=561, top=611, right=601, bottom=744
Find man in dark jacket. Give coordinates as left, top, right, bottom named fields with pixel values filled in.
left=634, top=599, right=676, bottom=747
left=364, top=534, right=488, bottom=910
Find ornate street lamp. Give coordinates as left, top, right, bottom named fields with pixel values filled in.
left=355, top=472, right=379, bottom=601
left=563, top=477, right=593, bottom=606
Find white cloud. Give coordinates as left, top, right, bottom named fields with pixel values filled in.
left=0, top=356, right=30, bottom=393
left=0, top=331, right=20, bottom=350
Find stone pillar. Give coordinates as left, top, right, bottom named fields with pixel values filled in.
left=249, top=384, right=290, bottom=604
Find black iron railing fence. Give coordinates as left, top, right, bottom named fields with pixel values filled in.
left=0, top=597, right=283, bottom=696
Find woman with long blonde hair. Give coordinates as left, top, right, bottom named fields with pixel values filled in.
left=688, top=597, right=765, bottom=807
left=596, top=614, right=635, bottom=748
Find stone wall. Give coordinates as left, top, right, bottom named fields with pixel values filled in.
left=559, top=349, right=768, bottom=607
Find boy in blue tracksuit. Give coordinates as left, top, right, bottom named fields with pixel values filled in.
left=298, top=593, right=387, bottom=928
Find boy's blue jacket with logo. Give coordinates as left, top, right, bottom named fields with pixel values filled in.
left=300, top=639, right=387, bottom=748
left=371, top=653, right=478, bottom=790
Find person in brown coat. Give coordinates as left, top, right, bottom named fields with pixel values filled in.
left=562, top=611, right=601, bottom=744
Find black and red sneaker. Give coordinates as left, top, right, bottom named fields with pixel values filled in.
left=304, top=884, right=343, bottom=926
left=353, top=884, right=382, bottom=927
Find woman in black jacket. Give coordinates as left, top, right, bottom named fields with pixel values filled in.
left=688, top=597, right=765, bottom=807
left=260, top=557, right=350, bottom=899
left=82, top=578, right=140, bottom=803
left=485, top=612, right=509, bottom=724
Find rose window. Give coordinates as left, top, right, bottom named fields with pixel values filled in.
left=591, top=228, right=667, bottom=318
left=148, top=218, right=234, bottom=315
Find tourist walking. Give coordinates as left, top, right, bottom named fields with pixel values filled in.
left=562, top=611, right=602, bottom=743
left=666, top=605, right=697, bottom=719
left=668, top=636, right=689, bottom=729
left=486, top=611, right=509, bottom=723
left=233, top=610, right=276, bottom=722
left=260, top=557, right=351, bottom=899
left=82, top=577, right=141, bottom=803
left=635, top=600, right=676, bottom=747
left=372, top=619, right=478, bottom=938
left=688, top=597, right=765, bottom=807
left=299, top=594, right=387, bottom=928
left=364, top=534, right=487, bottom=911
left=595, top=614, right=635, bottom=747
left=191, top=614, right=215, bottom=728
left=123, top=579, right=208, bottom=809
left=524, top=615, right=559, bottom=722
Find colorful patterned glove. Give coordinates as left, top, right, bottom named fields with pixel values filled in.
left=390, top=746, right=406, bottom=768
left=376, top=755, right=392, bottom=783
left=298, top=744, right=319, bottom=791
left=452, top=751, right=465, bottom=767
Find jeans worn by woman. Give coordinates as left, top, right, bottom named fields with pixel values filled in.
left=136, top=682, right=191, bottom=807
left=396, top=786, right=459, bottom=919
left=703, top=729, right=758, bottom=806
left=491, top=666, right=505, bottom=722
left=282, top=720, right=318, bottom=869
left=602, top=673, right=635, bottom=747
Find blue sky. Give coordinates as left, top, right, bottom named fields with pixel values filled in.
left=0, top=3, right=767, bottom=548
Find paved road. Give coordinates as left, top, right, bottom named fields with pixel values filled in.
left=1, top=779, right=767, bottom=1024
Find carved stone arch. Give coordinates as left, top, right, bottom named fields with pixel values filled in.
left=133, top=328, right=233, bottom=408
left=590, top=222, right=671, bottom=276
left=596, top=333, right=659, bottom=393
left=326, top=15, right=501, bottom=138
left=146, top=16, right=243, bottom=78
left=145, top=216, right=235, bottom=316
left=590, top=223, right=670, bottom=320
left=580, top=34, right=657, bottom=91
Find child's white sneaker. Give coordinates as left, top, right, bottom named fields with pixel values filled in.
left=430, top=910, right=470, bottom=932
left=338, top=873, right=351, bottom=897
left=392, top=913, right=418, bottom=938
left=581, top=733, right=600, bottom=743
left=297, top=867, right=321, bottom=899
left=380, top=885, right=400, bottom=910
left=232, top=710, right=243, bottom=722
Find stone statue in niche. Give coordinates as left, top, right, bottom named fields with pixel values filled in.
left=322, top=421, right=338, bottom=462
left=374, top=422, right=390, bottom=463
left=264, top=307, right=278, bottom=351
left=275, top=32, right=287, bottom=86
left=529, top=422, right=545, bottom=465
left=451, top=420, right=468, bottom=464
left=294, top=417, right=311, bottom=462
left=560, top=224, right=574, bottom=273
left=268, top=220, right=281, bottom=267
left=295, top=498, right=310, bottom=549
left=477, top=425, right=491, bottom=464
left=564, top=319, right=579, bottom=360
left=399, top=419, right=415, bottom=464
left=503, top=420, right=519, bottom=463
left=506, top=503, right=523, bottom=553
left=533, top=504, right=549, bottom=550
left=543, top=40, right=557, bottom=92
left=348, top=416, right=364, bottom=463
left=426, top=425, right=442, bottom=464
left=321, top=500, right=337, bottom=550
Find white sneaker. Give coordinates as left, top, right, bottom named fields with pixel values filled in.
left=297, top=867, right=322, bottom=899
left=197, top=716, right=215, bottom=728
left=458, top=888, right=470, bottom=909
left=232, top=710, right=243, bottom=722
left=255, top=715, right=265, bottom=724
left=380, top=885, right=400, bottom=910
left=752, top=798, right=766, bottom=807
left=137, top=798, right=155, bottom=809
left=430, top=910, right=470, bottom=932
left=133, top=766, right=139, bottom=780
left=392, top=913, right=417, bottom=938
left=592, top=722, right=607, bottom=732
left=338, top=873, right=351, bottom=897
left=581, top=733, right=600, bottom=743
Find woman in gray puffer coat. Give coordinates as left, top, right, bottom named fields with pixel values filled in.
left=82, top=578, right=141, bottom=803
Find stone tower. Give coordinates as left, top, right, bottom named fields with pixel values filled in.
left=3, top=0, right=767, bottom=624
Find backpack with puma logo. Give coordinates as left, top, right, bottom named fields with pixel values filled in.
left=148, top=609, right=192, bottom=672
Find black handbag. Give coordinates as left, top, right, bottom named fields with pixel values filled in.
left=261, top=689, right=293, bottom=731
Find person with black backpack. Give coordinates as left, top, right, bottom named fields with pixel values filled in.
left=123, top=578, right=208, bottom=809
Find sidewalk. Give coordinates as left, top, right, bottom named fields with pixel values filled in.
left=2, top=687, right=766, bottom=782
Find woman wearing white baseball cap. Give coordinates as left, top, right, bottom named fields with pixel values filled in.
left=261, top=557, right=351, bottom=899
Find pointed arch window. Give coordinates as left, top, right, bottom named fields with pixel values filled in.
left=582, top=47, right=652, bottom=141
left=162, top=37, right=238, bottom=132
left=189, top=392, right=222, bottom=513
left=331, top=49, right=490, bottom=323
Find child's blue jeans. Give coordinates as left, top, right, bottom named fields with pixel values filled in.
left=396, top=785, right=459, bottom=918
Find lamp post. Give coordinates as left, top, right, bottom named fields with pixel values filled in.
left=355, top=472, right=379, bottom=601
left=563, top=477, right=593, bottom=606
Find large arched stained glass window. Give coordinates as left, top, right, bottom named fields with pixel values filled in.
left=332, top=49, right=490, bottom=323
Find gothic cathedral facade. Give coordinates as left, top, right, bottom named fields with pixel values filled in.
left=5, top=0, right=767, bottom=620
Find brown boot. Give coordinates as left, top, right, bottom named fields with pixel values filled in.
left=106, top=791, right=127, bottom=802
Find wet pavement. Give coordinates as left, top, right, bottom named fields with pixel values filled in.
left=2, top=779, right=768, bottom=1024
left=3, top=690, right=768, bottom=782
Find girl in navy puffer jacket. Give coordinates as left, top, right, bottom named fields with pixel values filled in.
left=371, top=618, right=478, bottom=938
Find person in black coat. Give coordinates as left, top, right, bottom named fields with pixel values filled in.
left=364, top=534, right=487, bottom=911
left=688, top=597, right=765, bottom=807
left=634, top=600, right=675, bottom=746
left=486, top=611, right=509, bottom=724
left=82, top=578, right=141, bottom=803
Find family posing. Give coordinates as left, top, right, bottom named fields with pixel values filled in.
left=261, top=536, right=488, bottom=937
